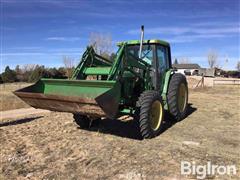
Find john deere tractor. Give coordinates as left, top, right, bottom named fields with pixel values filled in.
left=15, top=27, right=188, bottom=139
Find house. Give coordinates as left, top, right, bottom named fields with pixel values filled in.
left=198, top=68, right=215, bottom=77
left=172, top=63, right=201, bottom=75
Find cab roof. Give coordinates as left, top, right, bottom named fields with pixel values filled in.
left=117, top=39, right=170, bottom=47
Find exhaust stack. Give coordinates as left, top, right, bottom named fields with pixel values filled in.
left=139, top=25, right=144, bottom=59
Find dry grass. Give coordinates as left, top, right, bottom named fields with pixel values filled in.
left=0, top=83, right=30, bottom=111
left=0, top=86, right=239, bottom=179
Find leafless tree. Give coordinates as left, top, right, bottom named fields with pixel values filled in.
left=207, top=49, right=218, bottom=68
left=20, top=64, right=37, bottom=81
left=63, top=56, right=74, bottom=78
left=89, top=32, right=113, bottom=58
left=22, top=64, right=37, bottom=72
left=179, top=57, right=191, bottom=64
left=237, top=61, right=240, bottom=72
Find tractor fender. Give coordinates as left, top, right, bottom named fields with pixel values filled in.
left=161, top=69, right=174, bottom=110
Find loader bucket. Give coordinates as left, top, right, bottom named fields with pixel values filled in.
left=14, top=79, right=121, bottom=119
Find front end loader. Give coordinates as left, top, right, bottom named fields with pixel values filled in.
left=15, top=27, right=188, bottom=138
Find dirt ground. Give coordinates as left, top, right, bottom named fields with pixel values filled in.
left=0, top=108, right=50, bottom=121
left=1, top=86, right=240, bottom=179
left=0, top=83, right=30, bottom=111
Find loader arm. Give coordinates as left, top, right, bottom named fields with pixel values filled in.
left=71, top=44, right=151, bottom=82
left=71, top=46, right=112, bottom=80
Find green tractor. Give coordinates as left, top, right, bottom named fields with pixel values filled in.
left=14, top=27, right=188, bottom=139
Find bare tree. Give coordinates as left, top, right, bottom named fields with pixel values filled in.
left=63, top=56, right=74, bottom=78
left=179, top=57, right=191, bottom=64
left=207, top=49, right=218, bottom=68
left=89, top=32, right=113, bottom=59
left=21, top=64, right=37, bottom=81
left=22, top=64, right=37, bottom=72
left=237, top=61, right=240, bottom=72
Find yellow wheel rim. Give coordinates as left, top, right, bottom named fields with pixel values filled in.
left=178, top=83, right=187, bottom=112
left=150, top=100, right=163, bottom=131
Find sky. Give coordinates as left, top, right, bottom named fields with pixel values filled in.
left=0, top=0, right=239, bottom=71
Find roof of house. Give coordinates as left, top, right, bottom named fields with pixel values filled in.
left=172, top=63, right=201, bottom=69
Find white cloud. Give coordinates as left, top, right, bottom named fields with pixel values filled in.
left=192, top=22, right=239, bottom=27
left=1, top=52, right=82, bottom=56
left=128, top=27, right=187, bottom=35
left=168, top=34, right=230, bottom=43
left=127, top=26, right=239, bottom=35
left=45, top=37, right=81, bottom=42
left=193, top=27, right=239, bottom=34
left=7, top=46, right=42, bottom=50
left=1, top=53, right=45, bottom=56
left=127, top=24, right=239, bottom=43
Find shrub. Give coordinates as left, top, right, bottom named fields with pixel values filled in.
left=1, top=66, right=17, bottom=83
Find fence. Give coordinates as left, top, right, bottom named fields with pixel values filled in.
left=213, top=79, right=240, bottom=86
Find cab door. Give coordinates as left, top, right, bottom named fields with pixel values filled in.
left=155, top=45, right=170, bottom=90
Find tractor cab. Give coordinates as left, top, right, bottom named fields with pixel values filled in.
left=119, top=40, right=171, bottom=69
left=118, top=39, right=172, bottom=90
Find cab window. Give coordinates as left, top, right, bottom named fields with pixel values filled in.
left=156, top=45, right=168, bottom=73
left=141, top=45, right=153, bottom=64
left=127, top=44, right=154, bottom=65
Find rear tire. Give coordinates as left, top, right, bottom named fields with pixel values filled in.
left=137, top=91, right=164, bottom=139
left=73, top=114, right=90, bottom=129
left=167, top=73, right=188, bottom=121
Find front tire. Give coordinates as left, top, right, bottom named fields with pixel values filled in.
left=167, top=73, right=188, bottom=121
left=137, top=91, right=164, bottom=139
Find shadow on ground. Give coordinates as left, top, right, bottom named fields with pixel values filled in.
left=0, top=116, right=43, bottom=127
left=161, top=103, right=197, bottom=133
left=79, top=104, right=197, bottom=140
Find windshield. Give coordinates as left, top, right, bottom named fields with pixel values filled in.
left=127, top=44, right=154, bottom=64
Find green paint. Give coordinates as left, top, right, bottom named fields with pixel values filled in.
left=120, top=108, right=132, bottom=115
left=161, top=70, right=173, bottom=110
left=43, top=79, right=114, bottom=97
left=16, top=39, right=175, bottom=118
left=83, top=67, right=111, bottom=75
left=107, top=43, right=126, bottom=80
